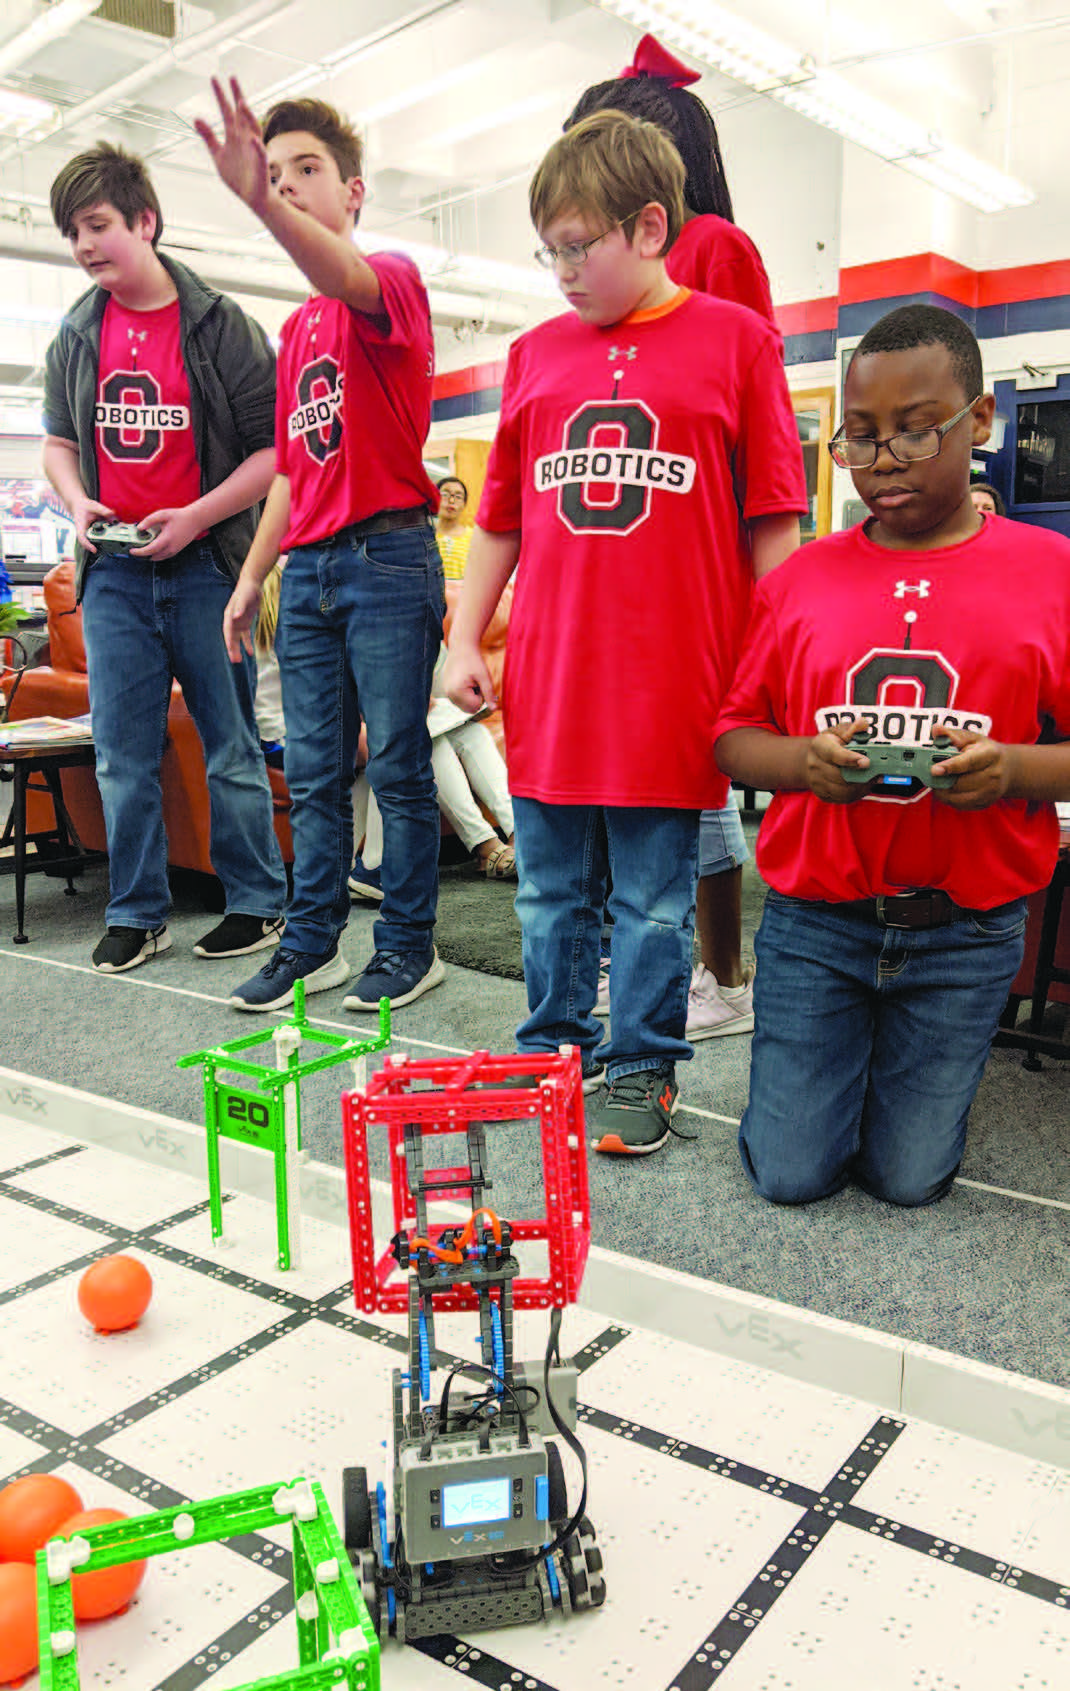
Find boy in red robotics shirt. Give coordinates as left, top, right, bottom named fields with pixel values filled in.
left=197, top=82, right=445, bottom=1016
left=43, top=142, right=286, bottom=976
left=716, top=303, right=1070, bottom=1208
left=567, top=33, right=787, bottom=1043
left=444, top=111, right=808, bottom=1156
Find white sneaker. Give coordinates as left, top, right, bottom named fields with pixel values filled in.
left=686, top=962, right=755, bottom=1040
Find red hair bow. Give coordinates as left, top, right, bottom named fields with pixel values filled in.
left=619, top=33, right=702, bottom=88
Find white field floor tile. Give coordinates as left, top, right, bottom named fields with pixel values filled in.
left=853, top=1420, right=1070, bottom=1587
left=6, top=1141, right=209, bottom=1230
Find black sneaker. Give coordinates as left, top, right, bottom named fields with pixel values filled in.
left=590, top=1066, right=693, bottom=1157
left=230, top=945, right=350, bottom=1012
left=193, top=915, right=285, bottom=959
left=343, top=947, right=445, bottom=1010
left=92, top=925, right=172, bottom=974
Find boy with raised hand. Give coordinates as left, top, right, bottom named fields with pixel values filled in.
left=43, top=141, right=287, bottom=975
left=443, top=110, right=807, bottom=1157
left=715, top=303, right=1070, bottom=1208
left=196, top=82, right=445, bottom=1015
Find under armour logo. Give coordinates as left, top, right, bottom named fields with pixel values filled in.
left=126, top=329, right=147, bottom=343
left=608, top=344, right=637, bottom=361
left=894, top=580, right=931, bottom=598
left=309, top=310, right=322, bottom=329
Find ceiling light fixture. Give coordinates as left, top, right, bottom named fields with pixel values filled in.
left=0, top=87, right=55, bottom=132
left=595, top=0, right=1034, bottom=212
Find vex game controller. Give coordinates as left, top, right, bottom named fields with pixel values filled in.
left=843, top=732, right=957, bottom=789
left=87, top=520, right=159, bottom=554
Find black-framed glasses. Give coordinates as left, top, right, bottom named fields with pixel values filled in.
left=534, top=212, right=641, bottom=271
left=828, top=396, right=982, bottom=470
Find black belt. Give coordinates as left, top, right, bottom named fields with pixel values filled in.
left=345, top=506, right=430, bottom=542
left=850, top=891, right=979, bottom=930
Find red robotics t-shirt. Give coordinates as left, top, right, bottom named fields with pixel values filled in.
left=477, top=288, right=808, bottom=809
left=668, top=215, right=776, bottom=324
left=96, top=297, right=200, bottom=521
left=277, top=252, right=438, bottom=548
left=714, top=516, right=1070, bottom=908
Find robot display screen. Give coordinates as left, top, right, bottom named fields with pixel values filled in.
left=442, top=1478, right=511, bottom=1527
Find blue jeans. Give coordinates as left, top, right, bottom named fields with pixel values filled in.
left=513, top=797, right=699, bottom=1082
left=698, top=797, right=749, bottom=876
left=276, top=523, right=444, bottom=956
left=740, top=890, right=1027, bottom=1207
left=81, top=543, right=287, bottom=929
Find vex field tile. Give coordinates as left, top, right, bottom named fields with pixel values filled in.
left=5, top=1141, right=208, bottom=1231
left=576, top=1324, right=882, bottom=1491
left=98, top=1319, right=399, bottom=1521
left=3, top=1249, right=292, bottom=1431
left=852, top=1419, right=1070, bottom=1587
left=154, top=1193, right=354, bottom=1299
left=722, top=1522, right=1070, bottom=1691
left=0, top=1190, right=112, bottom=1295
left=473, top=1425, right=804, bottom=1690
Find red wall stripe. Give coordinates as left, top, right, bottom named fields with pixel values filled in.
left=433, top=254, right=1070, bottom=399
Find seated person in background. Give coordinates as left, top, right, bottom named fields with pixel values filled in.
left=716, top=303, right=1070, bottom=1209
left=969, top=480, right=1005, bottom=517
left=350, top=647, right=516, bottom=898
left=253, top=561, right=285, bottom=767
left=435, top=476, right=473, bottom=580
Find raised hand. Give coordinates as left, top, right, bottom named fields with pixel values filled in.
left=194, top=77, right=271, bottom=216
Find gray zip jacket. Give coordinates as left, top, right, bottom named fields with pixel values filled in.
left=43, top=252, right=276, bottom=599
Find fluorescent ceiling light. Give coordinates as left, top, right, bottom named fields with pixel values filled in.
left=596, top=0, right=1034, bottom=212
left=0, top=87, right=54, bottom=132
left=0, top=0, right=99, bottom=80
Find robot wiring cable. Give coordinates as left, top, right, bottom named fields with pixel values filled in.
left=487, top=1308, right=589, bottom=1574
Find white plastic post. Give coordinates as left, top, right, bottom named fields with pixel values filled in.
left=273, top=1024, right=303, bottom=1271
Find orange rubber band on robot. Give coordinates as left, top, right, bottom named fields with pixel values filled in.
left=410, top=1206, right=503, bottom=1264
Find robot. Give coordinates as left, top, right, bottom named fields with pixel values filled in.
left=341, top=1047, right=606, bottom=1642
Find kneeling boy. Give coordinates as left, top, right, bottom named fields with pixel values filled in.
left=716, top=303, right=1070, bottom=1206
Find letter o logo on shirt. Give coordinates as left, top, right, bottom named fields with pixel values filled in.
left=99, top=370, right=162, bottom=461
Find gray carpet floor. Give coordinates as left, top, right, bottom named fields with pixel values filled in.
left=1, top=835, right=1067, bottom=1391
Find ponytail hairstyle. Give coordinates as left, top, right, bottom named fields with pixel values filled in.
left=564, top=33, right=735, bottom=223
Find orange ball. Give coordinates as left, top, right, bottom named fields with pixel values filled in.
left=53, top=1510, right=146, bottom=1620
left=77, top=1256, right=153, bottom=1333
left=0, top=1562, right=38, bottom=1685
left=0, top=1474, right=83, bottom=1564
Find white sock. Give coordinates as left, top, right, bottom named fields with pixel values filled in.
left=719, top=980, right=749, bottom=1000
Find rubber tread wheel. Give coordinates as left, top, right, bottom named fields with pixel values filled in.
left=546, top=1441, right=568, bottom=1526
left=343, top=1467, right=373, bottom=1550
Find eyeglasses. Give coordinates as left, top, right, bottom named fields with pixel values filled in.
left=828, top=396, right=982, bottom=470
left=534, top=213, right=640, bottom=271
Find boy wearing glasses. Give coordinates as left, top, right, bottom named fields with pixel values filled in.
left=444, top=111, right=807, bottom=1156
left=716, top=303, right=1070, bottom=1207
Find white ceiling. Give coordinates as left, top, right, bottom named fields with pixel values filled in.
left=0, top=0, right=1065, bottom=410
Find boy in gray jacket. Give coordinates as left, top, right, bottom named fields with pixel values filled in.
left=44, top=142, right=287, bottom=973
